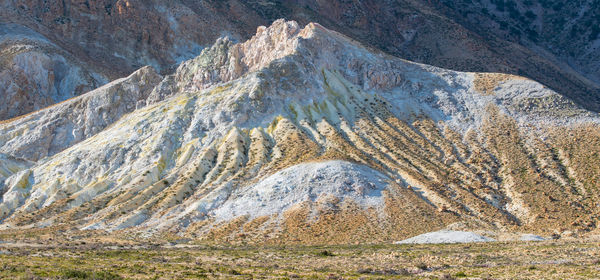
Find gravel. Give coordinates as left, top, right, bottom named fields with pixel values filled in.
left=395, top=230, right=496, bottom=244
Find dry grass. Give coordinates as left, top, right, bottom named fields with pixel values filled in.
left=473, top=73, right=525, bottom=95
left=481, top=105, right=600, bottom=233
left=0, top=241, right=598, bottom=279
left=4, top=73, right=600, bottom=246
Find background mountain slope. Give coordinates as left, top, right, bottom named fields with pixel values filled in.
left=0, top=0, right=598, bottom=120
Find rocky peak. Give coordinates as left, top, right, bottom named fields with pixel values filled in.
left=172, top=19, right=408, bottom=95
left=173, top=20, right=306, bottom=92
left=2, top=0, right=598, bottom=123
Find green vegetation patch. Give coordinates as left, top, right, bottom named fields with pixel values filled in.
left=0, top=241, right=598, bottom=279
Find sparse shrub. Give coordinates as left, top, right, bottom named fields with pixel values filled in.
left=455, top=271, right=467, bottom=277
left=416, top=263, right=428, bottom=270
left=384, top=268, right=410, bottom=276
left=97, top=271, right=123, bottom=280
left=316, top=250, right=335, bottom=257
left=357, top=268, right=372, bottom=274
left=59, top=269, right=122, bottom=279
left=60, top=269, right=90, bottom=279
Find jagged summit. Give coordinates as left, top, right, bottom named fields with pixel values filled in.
left=3, top=1, right=598, bottom=124
left=0, top=20, right=599, bottom=244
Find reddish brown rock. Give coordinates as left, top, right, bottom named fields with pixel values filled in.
left=0, top=0, right=598, bottom=121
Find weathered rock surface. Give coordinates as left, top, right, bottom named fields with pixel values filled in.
left=0, top=21, right=599, bottom=244
left=0, top=66, right=161, bottom=161
left=0, top=23, right=108, bottom=120
left=1, top=0, right=598, bottom=121
left=395, top=230, right=496, bottom=244
left=0, top=153, right=31, bottom=188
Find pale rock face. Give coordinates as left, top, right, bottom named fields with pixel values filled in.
left=0, top=66, right=162, bottom=161
left=0, top=20, right=598, bottom=243
left=0, top=154, right=32, bottom=189
left=0, top=23, right=108, bottom=121
left=519, top=234, right=546, bottom=241
left=395, top=230, right=496, bottom=244
left=173, top=20, right=304, bottom=92
left=213, top=160, right=389, bottom=221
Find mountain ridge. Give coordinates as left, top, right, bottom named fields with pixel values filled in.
left=0, top=20, right=599, bottom=244
left=1, top=0, right=598, bottom=121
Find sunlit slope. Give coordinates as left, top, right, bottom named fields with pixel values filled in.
left=0, top=20, right=598, bottom=244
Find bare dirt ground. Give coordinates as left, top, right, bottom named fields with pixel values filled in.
left=0, top=240, right=598, bottom=279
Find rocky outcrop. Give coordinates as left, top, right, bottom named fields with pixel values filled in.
left=1, top=0, right=598, bottom=121
left=0, top=153, right=32, bottom=189
left=0, top=66, right=161, bottom=161
left=0, top=0, right=255, bottom=75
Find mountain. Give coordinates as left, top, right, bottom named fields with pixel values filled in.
left=0, top=20, right=598, bottom=244
left=1, top=0, right=598, bottom=121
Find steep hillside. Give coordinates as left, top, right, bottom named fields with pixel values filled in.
left=0, top=21, right=598, bottom=244
left=0, top=66, right=161, bottom=161
left=0, top=0, right=252, bottom=120
left=1, top=0, right=598, bottom=121
left=438, top=0, right=600, bottom=84
left=0, top=23, right=108, bottom=120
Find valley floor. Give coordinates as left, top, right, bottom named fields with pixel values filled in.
left=0, top=241, right=598, bottom=279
